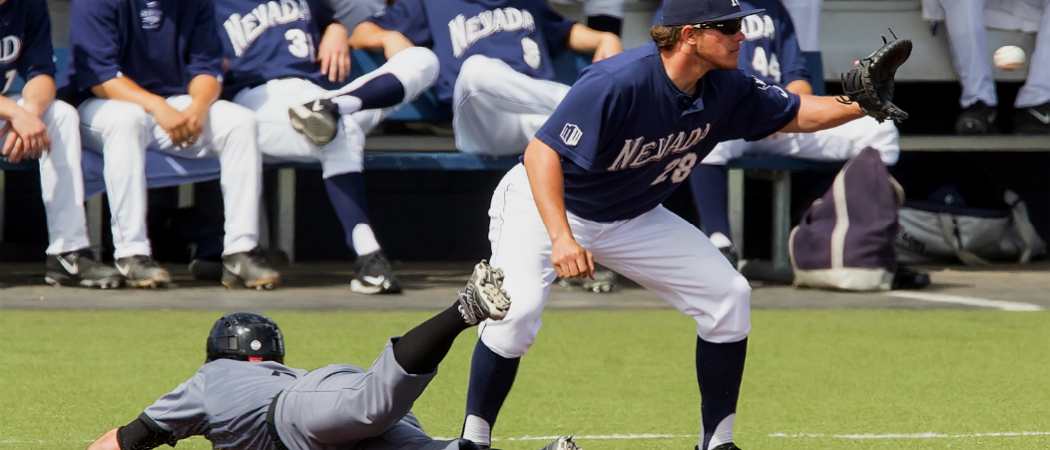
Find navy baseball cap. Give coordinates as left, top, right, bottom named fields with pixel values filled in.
left=662, top=0, right=764, bottom=26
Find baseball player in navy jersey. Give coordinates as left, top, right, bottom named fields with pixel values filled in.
left=0, top=0, right=122, bottom=288
left=682, top=0, right=899, bottom=265
left=84, top=261, right=581, bottom=450
left=59, top=0, right=279, bottom=289
left=458, top=0, right=895, bottom=448
left=215, top=0, right=439, bottom=294
left=334, top=0, right=621, bottom=157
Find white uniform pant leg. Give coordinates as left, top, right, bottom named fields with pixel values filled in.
left=328, top=47, right=440, bottom=134
left=700, top=117, right=900, bottom=166
left=1, top=96, right=90, bottom=254
left=589, top=206, right=752, bottom=343
left=452, top=55, right=571, bottom=156
left=477, top=164, right=601, bottom=357
left=939, top=0, right=997, bottom=107
left=77, top=98, right=154, bottom=259
left=1017, top=0, right=1050, bottom=107
left=154, top=96, right=261, bottom=255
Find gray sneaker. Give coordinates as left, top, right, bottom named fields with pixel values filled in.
left=222, top=250, right=280, bottom=290
left=557, top=264, right=618, bottom=293
left=539, top=436, right=582, bottom=450
left=289, top=98, right=339, bottom=146
left=45, top=249, right=123, bottom=289
left=115, top=255, right=171, bottom=288
left=457, top=260, right=511, bottom=325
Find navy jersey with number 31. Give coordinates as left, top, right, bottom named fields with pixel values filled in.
left=534, top=44, right=801, bottom=223
left=214, top=0, right=336, bottom=97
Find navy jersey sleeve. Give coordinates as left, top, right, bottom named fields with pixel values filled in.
left=312, top=0, right=337, bottom=31
left=18, top=0, right=57, bottom=81
left=723, top=71, right=801, bottom=142
left=537, top=3, right=575, bottom=56
left=534, top=66, right=626, bottom=171
left=143, top=371, right=209, bottom=440
left=186, top=1, right=224, bottom=81
left=366, top=0, right=433, bottom=47
left=67, top=0, right=123, bottom=91
left=773, top=13, right=809, bottom=86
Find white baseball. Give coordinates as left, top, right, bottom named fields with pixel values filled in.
left=994, top=45, right=1026, bottom=72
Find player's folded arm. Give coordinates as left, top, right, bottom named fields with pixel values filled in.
left=358, top=0, right=434, bottom=49
left=67, top=0, right=124, bottom=92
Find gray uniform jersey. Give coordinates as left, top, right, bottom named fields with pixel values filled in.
left=145, top=340, right=458, bottom=450
left=144, top=360, right=307, bottom=449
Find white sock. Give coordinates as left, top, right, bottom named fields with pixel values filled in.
left=462, top=415, right=492, bottom=447
left=351, top=223, right=381, bottom=256
left=332, top=95, right=363, bottom=115
left=709, top=232, right=733, bottom=249
left=701, top=413, right=736, bottom=450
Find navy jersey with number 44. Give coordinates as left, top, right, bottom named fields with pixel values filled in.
left=366, top=0, right=574, bottom=105
left=0, top=0, right=56, bottom=95
left=736, top=0, right=808, bottom=87
left=534, top=44, right=801, bottom=223
left=215, top=0, right=336, bottom=97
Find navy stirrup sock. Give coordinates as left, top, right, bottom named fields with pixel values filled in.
left=342, top=73, right=406, bottom=110
left=697, top=336, right=748, bottom=450
left=689, top=164, right=732, bottom=240
left=465, top=340, right=520, bottom=427
left=323, top=173, right=370, bottom=251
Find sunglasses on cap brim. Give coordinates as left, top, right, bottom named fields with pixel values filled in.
left=690, top=18, right=743, bottom=35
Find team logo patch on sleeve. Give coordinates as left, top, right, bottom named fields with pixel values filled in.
left=560, top=124, right=582, bottom=146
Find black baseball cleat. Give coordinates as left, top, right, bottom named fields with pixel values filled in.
left=351, top=251, right=402, bottom=294
left=45, top=249, right=123, bottom=289
left=289, top=98, right=339, bottom=146
left=458, top=259, right=511, bottom=325
left=538, top=436, right=582, bottom=450
left=954, top=101, right=997, bottom=135
left=222, top=249, right=281, bottom=290
left=115, top=255, right=171, bottom=288
left=718, top=244, right=740, bottom=270
left=892, top=265, right=930, bottom=290
left=696, top=444, right=742, bottom=450
left=1013, top=102, right=1050, bottom=134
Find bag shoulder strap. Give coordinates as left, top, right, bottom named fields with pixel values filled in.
left=936, top=213, right=992, bottom=266
left=1004, top=190, right=1047, bottom=263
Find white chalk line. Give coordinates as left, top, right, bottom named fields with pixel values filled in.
left=884, top=291, right=1044, bottom=311
left=6, top=431, right=1050, bottom=444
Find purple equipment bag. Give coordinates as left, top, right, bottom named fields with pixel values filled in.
left=789, top=148, right=904, bottom=291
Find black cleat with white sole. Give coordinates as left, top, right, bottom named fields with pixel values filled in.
left=696, top=444, right=742, bottom=450
left=45, top=249, right=123, bottom=289
left=351, top=251, right=402, bottom=294
left=457, top=259, right=511, bottom=325
left=289, top=98, right=339, bottom=146
left=115, top=255, right=171, bottom=288
left=538, top=436, right=582, bottom=450
left=222, top=249, right=280, bottom=290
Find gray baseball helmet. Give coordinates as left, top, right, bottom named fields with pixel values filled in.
left=206, top=312, right=285, bottom=364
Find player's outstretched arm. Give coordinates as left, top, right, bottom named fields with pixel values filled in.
left=778, top=94, right=866, bottom=134
left=567, top=23, right=623, bottom=62
left=523, top=138, right=595, bottom=279
left=85, top=428, right=119, bottom=450
left=349, top=22, right=414, bottom=60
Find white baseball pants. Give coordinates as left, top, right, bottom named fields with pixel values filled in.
left=477, top=164, right=752, bottom=358
left=935, top=0, right=1050, bottom=107
left=78, top=96, right=261, bottom=259
left=1, top=96, right=90, bottom=255
left=453, top=55, right=571, bottom=156
left=700, top=115, right=900, bottom=166
left=233, top=47, right=440, bottom=178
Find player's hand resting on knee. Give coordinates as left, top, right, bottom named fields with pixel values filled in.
left=2, top=109, right=50, bottom=162
left=153, top=103, right=193, bottom=148
left=551, top=236, right=594, bottom=279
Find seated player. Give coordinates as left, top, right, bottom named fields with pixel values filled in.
left=84, top=261, right=580, bottom=450
left=215, top=0, right=439, bottom=294
left=289, top=0, right=622, bottom=157
left=59, top=0, right=279, bottom=289
left=1, top=0, right=122, bottom=288
left=681, top=0, right=900, bottom=265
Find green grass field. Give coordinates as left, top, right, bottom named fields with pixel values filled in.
left=2, top=309, right=1049, bottom=450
